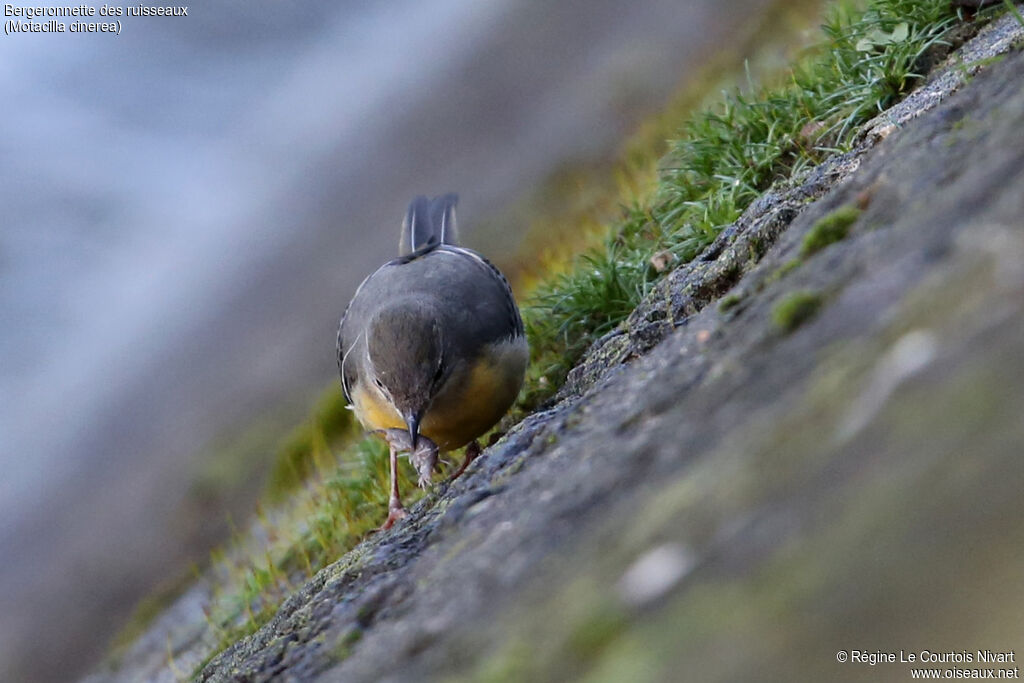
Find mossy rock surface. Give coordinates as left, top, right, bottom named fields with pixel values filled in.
left=87, top=13, right=1024, bottom=683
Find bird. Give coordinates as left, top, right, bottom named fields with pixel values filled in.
left=337, top=194, right=528, bottom=529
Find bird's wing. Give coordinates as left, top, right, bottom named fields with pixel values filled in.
left=435, top=245, right=524, bottom=340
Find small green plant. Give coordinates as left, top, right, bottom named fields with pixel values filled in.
left=801, top=205, right=862, bottom=256
left=195, top=432, right=429, bottom=670
left=773, top=290, right=825, bottom=332
left=519, top=0, right=964, bottom=409
left=855, top=21, right=910, bottom=52
left=1004, top=0, right=1024, bottom=28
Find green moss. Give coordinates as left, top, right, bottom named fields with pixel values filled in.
left=800, top=206, right=861, bottom=256
left=718, top=292, right=744, bottom=312
left=194, top=433, right=433, bottom=672
left=772, top=291, right=825, bottom=332
left=330, top=627, right=364, bottom=662
left=764, top=258, right=804, bottom=288
left=472, top=641, right=536, bottom=683
left=519, top=0, right=963, bottom=409
left=566, top=605, right=629, bottom=661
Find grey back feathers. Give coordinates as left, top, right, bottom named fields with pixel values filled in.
left=400, top=193, right=459, bottom=255
left=339, top=193, right=524, bottom=403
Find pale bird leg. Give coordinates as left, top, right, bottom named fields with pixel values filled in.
left=376, top=429, right=441, bottom=529
left=381, top=440, right=407, bottom=530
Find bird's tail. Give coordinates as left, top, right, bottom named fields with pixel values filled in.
left=400, top=193, right=459, bottom=255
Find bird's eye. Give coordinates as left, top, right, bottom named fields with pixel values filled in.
left=373, top=378, right=385, bottom=391
left=432, top=364, right=444, bottom=384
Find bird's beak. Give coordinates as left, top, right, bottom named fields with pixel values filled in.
left=403, top=411, right=422, bottom=450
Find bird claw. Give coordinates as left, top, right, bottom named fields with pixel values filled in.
left=410, top=444, right=438, bottom=489
left=377, top=429, right=439, bottom=489
left=379, top=503, right=407, bottom=530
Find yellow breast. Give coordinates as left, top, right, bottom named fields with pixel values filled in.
left=351, top=338, right=528, bottom=452
left=350, top=382, right=405, bottom=432
left=421, top=339, right=528, bottom=450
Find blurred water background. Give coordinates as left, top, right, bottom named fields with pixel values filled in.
left=0, top=0, right=779, bottom=679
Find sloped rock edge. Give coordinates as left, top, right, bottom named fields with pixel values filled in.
left=368, top=37, right=1024, bottom=681
left=114, top=12, right=1024, bottom=683
left=559, top=10, right=1024, bottom=401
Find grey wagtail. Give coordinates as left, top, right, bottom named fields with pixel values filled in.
left=337, top=194, right=528, bottom=529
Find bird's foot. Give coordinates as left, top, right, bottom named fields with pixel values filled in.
left=379, top=500, right=407, bottom=530
left=410, top=441, right=439, bottom=489
left=376, top=429, right=440, bottom=489
left=449, top=440, right=481, bottom=481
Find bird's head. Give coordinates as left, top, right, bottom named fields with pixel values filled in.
left=366, top=298, right=449, bottom=447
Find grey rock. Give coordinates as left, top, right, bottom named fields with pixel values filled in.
left=97, top=11, right=1024, bottom=683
